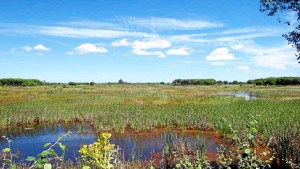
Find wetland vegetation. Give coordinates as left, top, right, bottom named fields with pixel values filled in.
left=0, top=82, right=300, bottom=168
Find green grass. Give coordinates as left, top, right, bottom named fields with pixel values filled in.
left=0, top=84, right=299, bottom=136
left=1, top=84, right=300, bottom=167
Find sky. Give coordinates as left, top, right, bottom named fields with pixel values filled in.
left=0, top=0, right=299, bottom=83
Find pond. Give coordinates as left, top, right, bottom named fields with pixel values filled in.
left=0, top=123, right=220, bottom=163
left=213, top=92, right=257, bottom=100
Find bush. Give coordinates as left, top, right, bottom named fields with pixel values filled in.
left=79, top=133, right=118, bottom=168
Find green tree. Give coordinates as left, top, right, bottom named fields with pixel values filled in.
left=254, top=79, right=264, bottom=85
left=89, top=81, right=96, bottom=86
left=68, top=82, right=77, bottom=86
left=232, top=80, right=239, bottom=84
left=264, top=77, right=277, bottom=85
left=260, top=0, right=300, bottom=62
left=247, top=80, right=255, bottom=84
left=118, top=79, right=124, bottom=84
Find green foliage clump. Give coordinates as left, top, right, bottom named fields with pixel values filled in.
left=172, top=79, right=217, bottom=85
left=248, top=77, right=300, bottom=86
left=0, top=78, right=43, bottom=86
left=79, top=132, right=118, bottom=169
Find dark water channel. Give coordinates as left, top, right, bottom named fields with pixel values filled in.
left=0, top=123, right=219, bottom=162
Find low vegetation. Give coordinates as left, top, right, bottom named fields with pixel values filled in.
left=0, top=83, right=299, bottom=168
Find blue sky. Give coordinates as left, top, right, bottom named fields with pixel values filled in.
left=0, top=0, right=299, bottom=83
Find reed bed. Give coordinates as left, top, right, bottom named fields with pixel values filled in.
left=1, top=85, right=300, bottom=158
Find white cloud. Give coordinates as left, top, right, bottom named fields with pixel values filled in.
left=22, top=46, right=32, bottom=52
left=236, top=66, right=250, bottom=72
left=132, top=48, right=165, bottom=58
left=231, top=44, right=244, bottom=50
left=255, top=53, right=294, bottom=69
left=124, top=17, right=223, bottom=30
left=284, top=11, right=298, bottom=26
left=132, top=39, right=171, bottom=49
left=206, top=47, right=235, bottom=61
left=166, top=47, right=190, bottom=56
left=111, top=38, right=130, bottom=46
left=211, top=62, right=224, bottom=66
left=168, top=27, right=285, bottom=45
left=232, top=42, right=298, bottom=69
left=275, top=64, right=286, bottom=69
left=33, top=44, right=50, bottom=51
left=39, top=26, right=152, bottom=38
left=74, top=43, right=108, bottom=54
left=129, top=39, right=171, bottom=58
left=10, top=48, right=16, bottom=52
left=22, top=44, right=50, bottom=52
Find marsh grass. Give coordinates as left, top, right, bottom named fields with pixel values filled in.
left=0, top=84, right=300, bottom=167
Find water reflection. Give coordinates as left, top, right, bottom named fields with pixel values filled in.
left=0, top=123, right=219, bottom=162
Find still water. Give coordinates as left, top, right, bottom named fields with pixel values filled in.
left=0, top=123, right=219, bottom=162
left=213, top=92, right=257, bottom=100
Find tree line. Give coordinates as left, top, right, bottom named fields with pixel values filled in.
left=172, top=77, right=300, bottom=86
left=247, top=77, right=300, bottom=86
left=1, top=77, right=299, bottom=87
left=0, top=78, right=44, bottom=86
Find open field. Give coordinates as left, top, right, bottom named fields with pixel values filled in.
left=0, top=84, right=300, bottom=168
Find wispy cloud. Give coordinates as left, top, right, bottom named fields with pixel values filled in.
left=231, top=42, right=297, bottom=69
left=22, top=46, right=32, bottom=52
left=58, top=20, right=118, bottom=29
left=132, top=39, right=171, bottom=49
left=132, top=48, right=166, bottom=58
left=211, top=62, right=224, bottom=66
left=168, top=27, right=284, bottom=44
left=39, top=26, right=152, bottom=38
left=235, top=66, right=250, bottom=72
left=0, top=23, right=153, bottom=39
left=111, top=38, right=131, bottom=46
left=206, top=47, right=235, bottom=61
left=122, top=17, right=223, bottom=30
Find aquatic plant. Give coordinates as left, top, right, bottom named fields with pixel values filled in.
left=217, top=119, right=276, bottom=169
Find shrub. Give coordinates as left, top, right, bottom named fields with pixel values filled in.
left=79, top=132, right=118, bottom=169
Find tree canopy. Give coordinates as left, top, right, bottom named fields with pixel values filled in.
left=260, top=0, right=300, bottom=62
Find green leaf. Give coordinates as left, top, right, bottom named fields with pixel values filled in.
left=175, top=163, right=182, bottom=168
left=83, top=166, right=91, bottom=169
left=246, top=133, right=254, bottom=140
left=59, top=143, right=66, bottom=151
left=44, top=163, right=52, bottom=169
left=26, top=156, right=36, bottom=161
left=245, top=149, right=251, bottom=154
left=42, top=158, right=49, bottom=163
left=10, top=164, right=17, bottom=169
left=2, top=147, right=10, bottom=153
left=44, top=143, right=51, bottom=148
left=232, top=135, right=238, bottom=141
left=2, top=159, right=11, bottom=164
left=250, top=127, right=258, bottom=135
left=40, top=150, right=58, bottom=157
left=249, top=120, right=257, bottom=126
